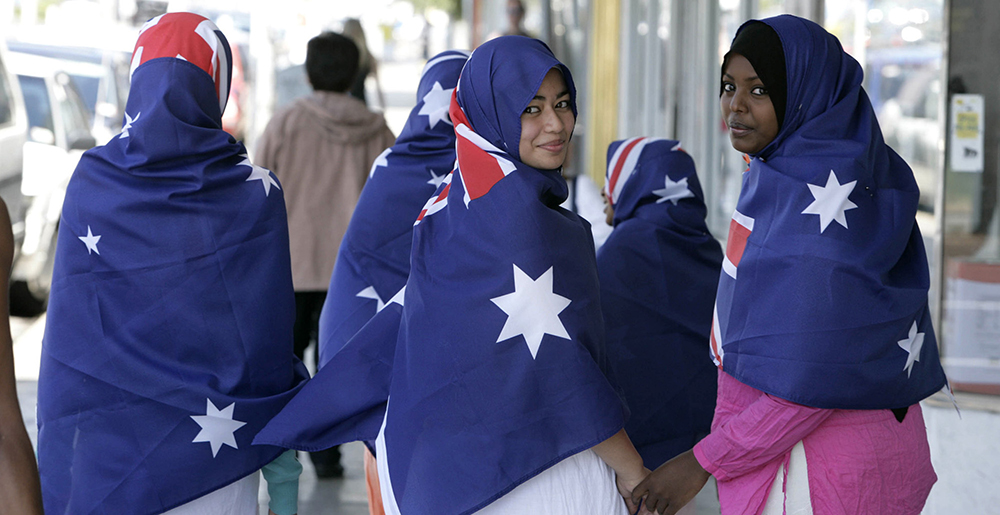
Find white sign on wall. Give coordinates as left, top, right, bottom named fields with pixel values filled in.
left=950, top=94, right=985, bottom=172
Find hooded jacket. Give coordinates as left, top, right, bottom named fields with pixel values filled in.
left=256, top=90, right=396, bottom=291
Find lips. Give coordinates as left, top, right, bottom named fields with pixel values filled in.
left=727, top=119, right=753, bottom=137
left=538, top=139, right=566, bottom=152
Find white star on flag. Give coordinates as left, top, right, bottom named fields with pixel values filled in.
left=240, top=154, right=280, bottom=196
left=357, top=285, right=406, bottom=313
left=191, top=399, right=246, bottom=457
left=491, top=264, right=572, bottom=359
left=427, top=170, right=447, bottom=188
left=357, top=286, right=386, bottom=313
left=418, top=81, right=454, bottom=129
left=801, top=169, right=858, bottom=233
left=120, top=111, right=141, bottom=139
left=369, top=148, right=392, bottom=178
left=79, top=226, right=101, bottom=255
left=653, top=175, right=694, bottom=205
left=898, top=321, right=925, bottom=378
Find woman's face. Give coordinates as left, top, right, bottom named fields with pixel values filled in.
left=519, top=68, right=575, bottom=170
left=720, top=53, right=779, bottom=155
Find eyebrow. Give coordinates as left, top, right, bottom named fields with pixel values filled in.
left=533, top=89, right=571, bottom=101
left=723, top=72, right=761, bottom=83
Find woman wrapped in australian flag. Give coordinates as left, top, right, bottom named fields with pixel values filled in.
left=632, top=14, right=948, bottom=515
left=256, top=36, right=651, bottom=514
left=598, top=137, right=722, bottom=474
left=36, top=13, right=307, bottom=515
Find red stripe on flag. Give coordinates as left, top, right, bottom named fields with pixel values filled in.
left=607, top=138, right=643, bottom=206
left=726, top=219, right=752, bottom=268
left=709, top=316, right=723, bottom=370
left=451, top=90, right=508, bottom=201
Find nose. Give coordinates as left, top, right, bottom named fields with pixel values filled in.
left=542, top=107, right=565, bottom=132
left=728, top=89, right=747, bottom=113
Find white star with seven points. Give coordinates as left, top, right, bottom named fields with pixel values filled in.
left=898, top=321, right=925, bottom=378
left=369, top=148, right=392, bottom=178
left=653, top=175, right=695, bottom=205
left=191, top=399, right=246, bottom=457
left=427, top=170, right=447, bottom=188
left=79, top=226, right=101, bottom=255
left=491, top=265, right=572, bottom=359
left=418, top=82, right=454, bottom=129
left=240, top=154, right=280, bottom=196
left=801, top=170, right=858, bottom=233
left=357, top=285, right=406, bottom=313
left=120, top=111, right=140, bottom=139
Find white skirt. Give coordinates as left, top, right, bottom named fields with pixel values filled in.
left=161, top=471, right=260, bottom=515
left=474, top=449, right=629, bottom=515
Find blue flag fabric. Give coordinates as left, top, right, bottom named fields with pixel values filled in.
left=317, top=50, right=469, bottom=368
left=257, top=36, right=625, bottom=515
left=711, top=15, right=946, bottom=409
left=598, top=138, right=721, bottom=469
left=36, top=13, right=307, bottom=515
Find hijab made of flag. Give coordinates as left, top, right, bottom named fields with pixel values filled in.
left=597, top=138, right=721, bottom=468
left=370, top=36, right=624, bottom=515
left=36, top=13, right=307, bottom=514
left=317, top=50, right=469, bottom=367
left=711, top=14, right=946, bottom=409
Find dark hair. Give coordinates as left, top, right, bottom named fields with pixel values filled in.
left=306, top=32, right=360, bottom=93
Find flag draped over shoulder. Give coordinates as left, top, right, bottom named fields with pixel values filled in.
left=258, top=36, right=625, bottom=515
left=36, top=13, right=307, bottom=515
left=252, top=51, right=469, bottom=455
left=597, top=138, right=721, bottom=468
left=712, top=15, right=946, bottom=409
left=317, top=50, right=469, bottom=367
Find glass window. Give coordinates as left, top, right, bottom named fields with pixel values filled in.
left=18, top=75, right=54, bottom=133
left=0, top=58, right=12, bottom=126
left=939, top=2, right=1000, bottom=394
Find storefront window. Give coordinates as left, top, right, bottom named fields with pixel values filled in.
left=939, top=1, right=1000, bottom=395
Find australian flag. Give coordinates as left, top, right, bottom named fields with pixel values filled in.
left=258, top=36, right=626, bottom=514
left=36, top=13, right=307, bottom=514
left=714, top=15, right=947, bottom=410
left=598, top=138, right=721, bottom=469
left=317, top=50, right=468, bottom=367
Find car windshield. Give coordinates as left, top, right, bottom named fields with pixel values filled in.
left=66, top=74, right=100, bottom=114
left=17, top=75, right=53, bottom=132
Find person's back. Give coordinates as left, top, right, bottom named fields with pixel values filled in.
left=256, top=32, right=396, bottom=296
left=255, top=30, right=395, bottom=478
left=597, top=137, right=721, bottom=471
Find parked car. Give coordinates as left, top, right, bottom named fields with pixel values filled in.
left=7, top=52, right=97, bottom=315
left=0, top=41, right=29, bottom=263
left=6, top=40, right=130, bottom=144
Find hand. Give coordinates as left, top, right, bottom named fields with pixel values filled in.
left=631, top=450, right=710, bottom=515
left=616, top=466, right=651, bottom=515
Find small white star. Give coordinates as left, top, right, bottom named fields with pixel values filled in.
left=801, top=170, right=858, bottom=233
left=357, top=285, right=405, bottom=313
left=653, top=175, right=695, bottom=205
left=120, top=111, right=140, bottom=139
left=191, top=399, right=246, bottom=458
left=418, top=82, right=454, bottom=129
left=78, top=226, right=101, bottom=255
left=240, top=154, right=280, bottom=196
left=369, top=148, right=392, bottom=178
left=427, top=170, right=447, bottom=188
left=898, top=321, right=925, bottom=378
left=491, top=264, right=572, bottom=359
left=357, top=286, right=386, bottom=313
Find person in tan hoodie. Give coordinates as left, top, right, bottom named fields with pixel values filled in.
left=255, top=31, right=396, bottom=478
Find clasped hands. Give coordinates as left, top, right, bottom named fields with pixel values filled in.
left=618, top=450, right=711, bottom=515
